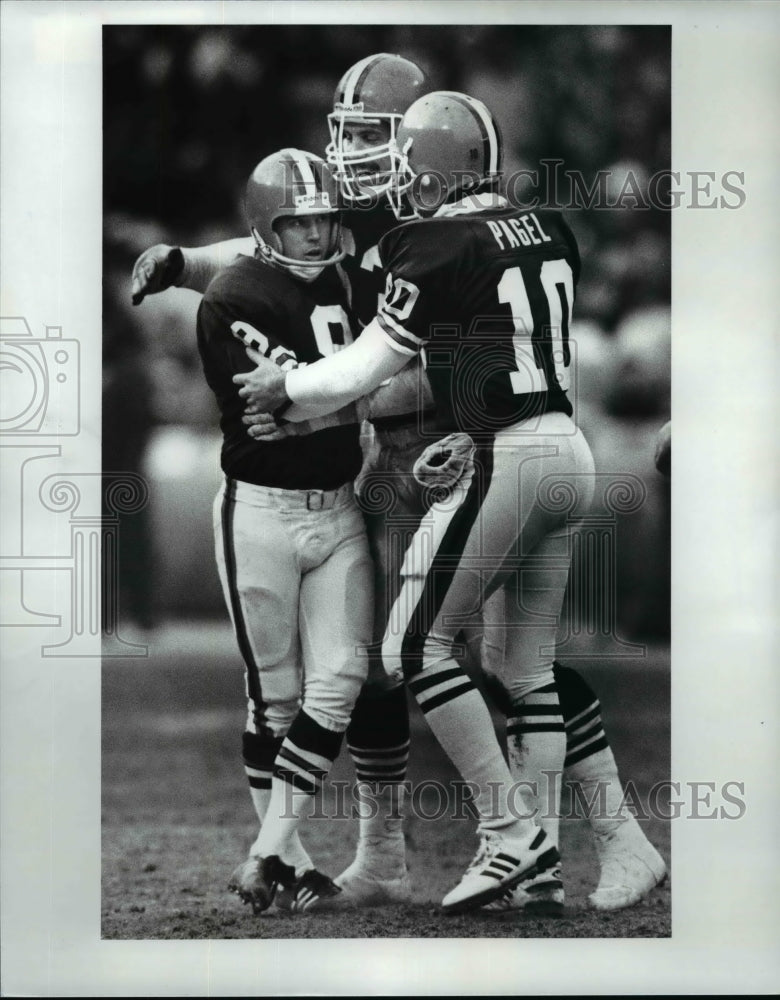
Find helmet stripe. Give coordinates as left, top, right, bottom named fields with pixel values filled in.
left=304, top=152, right=323, bottom=193
left=342, top=53, right=383, bottom=105
left=464, top=94, right=501, bottom=175
left=445, top=92, right=500, bottom=176
left=288, top=149, right=317, bottom=197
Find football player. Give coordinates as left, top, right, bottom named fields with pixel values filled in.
left=133, top=54, right=433, bottom=909
left=235, top=91, right=667, bottom=914
left=196, top=148, right=375, bottom=913
left=131, top=55, right=665, bottom=913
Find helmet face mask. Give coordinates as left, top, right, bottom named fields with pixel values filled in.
left=326, top=114, right=397, bottom=203
left=387, top=135, right=427, bottom=221
left=325, top=53, right=430, bottom=204
left=245, top=148, right=345, bottom=282
left=387, top=91, right=504, bottom=221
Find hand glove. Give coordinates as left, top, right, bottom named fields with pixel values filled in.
left=413, top=432, right=475, bottom=491
left=131, top=245, right=184, bottom=305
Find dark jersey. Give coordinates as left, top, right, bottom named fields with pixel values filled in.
left=341, top=201, right=398, bottom=327
left=197, top=254, right=363, bottom=490
left=342, top=201, right=437, bottom=430
left=376, top=206, right=579, bottom=435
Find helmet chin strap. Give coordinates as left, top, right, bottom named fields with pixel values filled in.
left=286, top=263, right=326, bottom=282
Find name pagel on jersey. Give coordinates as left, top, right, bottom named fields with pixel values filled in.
left=486, top=211, right=553, bottom=250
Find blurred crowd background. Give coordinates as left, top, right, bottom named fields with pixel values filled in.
left=103, top=24, right=670, bottom=639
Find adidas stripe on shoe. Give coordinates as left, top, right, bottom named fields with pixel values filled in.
left=281, top=869, right=343, bottom=912
left=442, top=827, right=560, bottom=914
left=483, top=866, right=565, bottom=916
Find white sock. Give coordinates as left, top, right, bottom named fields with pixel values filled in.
left=351, top=783, right=407, bottom=877
left=407, top=662, right=535, bottom=836
left=251, top=776, right=313, bottom=860
left=250, top=711, right=343, bottom=865
left=507, top=683, right=566, bottom=848
left=249, top=784, right=313, bottom=875
left=568, top=746, right=643, bottom=840
left=249, top=786, right=271, bottom=826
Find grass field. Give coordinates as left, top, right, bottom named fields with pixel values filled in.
left=102, top=622, right=670, bottom=939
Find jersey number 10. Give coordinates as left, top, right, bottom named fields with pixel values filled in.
left=497, top=259, right=574, bottom=394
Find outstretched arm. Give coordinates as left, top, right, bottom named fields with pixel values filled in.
left=131, top=237, right=254, bottom=304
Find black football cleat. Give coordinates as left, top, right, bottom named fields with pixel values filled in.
left=277, top=868, right=343, bottom=913
left=228, top=854, right=296, bottom=914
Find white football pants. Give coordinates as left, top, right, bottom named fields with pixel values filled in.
left=213, top=478, right=373, bottom=736
left=382, top=412, right=596, bottom=697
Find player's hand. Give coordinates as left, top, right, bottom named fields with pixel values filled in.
left=654, top=419, right=671, bottom=477
left=233, top=355, right=289, bottom=413
left=131, top=245, right=185, bottom=305
left=242, top=411, right=287, bottom=441
left=413, top=432, right=475, bottom=491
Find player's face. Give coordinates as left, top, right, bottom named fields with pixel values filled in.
left=341, top=121, right=392, bottom=175
left=275, top=213, right=333, bottom=262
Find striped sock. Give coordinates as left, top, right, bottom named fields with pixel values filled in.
left=251, top=711, right=343, bottom=861
left=554, top=662, right=609, bottom=770
left=347, top=684, right=410, bottom=785
left=244, top=729, right=314, bottom=875
left=506, top=681, right=566, bottom=846
left=408, top=660, right=530, bottom=832
left=345, top=685, right=410, bottom=874
left=554, top=661, right=633, bottom=837
left=243, top=729, right=282, bottom=825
